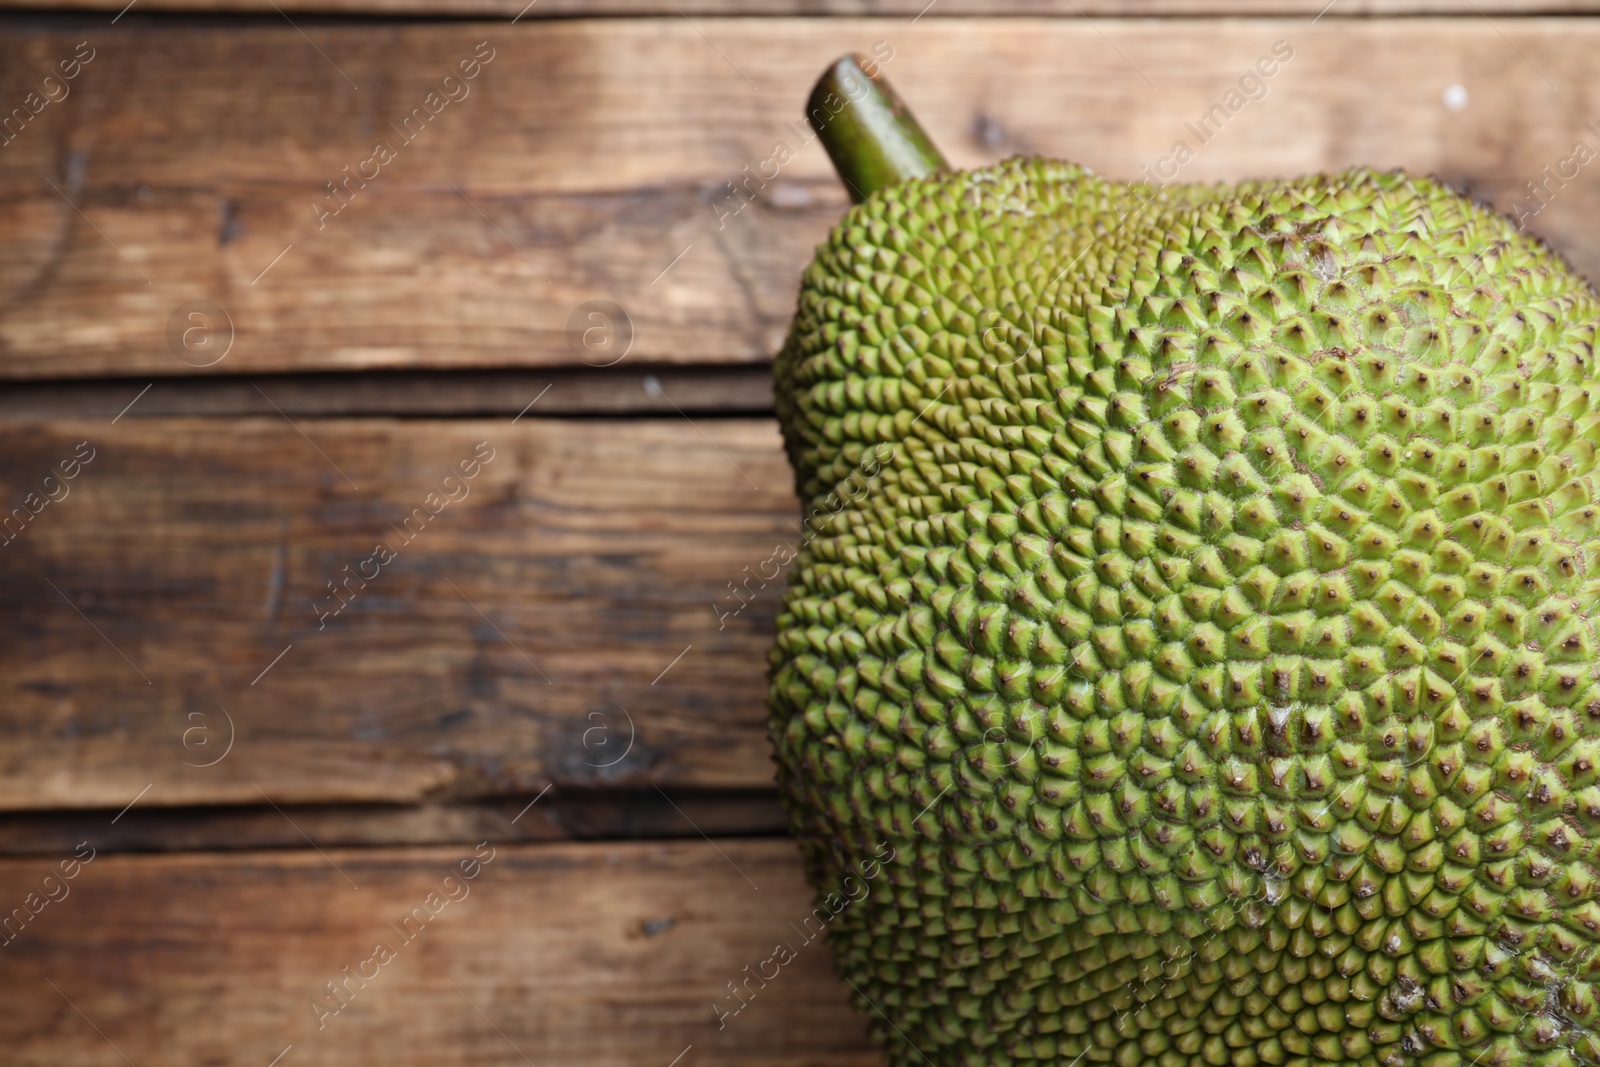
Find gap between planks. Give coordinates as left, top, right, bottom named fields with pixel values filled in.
left=0, top=366, right=776, bottom=420
left=0, top=789, right=790, bottom=857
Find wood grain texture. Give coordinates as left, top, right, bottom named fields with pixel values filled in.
left=0, top=839, right=881, bottom=1067
left=10, top=0, right=1600, bottom=17
left=1, top=19, right=1598, bottom=378
left=0, top=417, right=801, bottom=812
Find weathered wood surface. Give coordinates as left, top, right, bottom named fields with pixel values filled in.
left=0, top=417, right=801, bottom=812
left=1, top=19, right=1597, bottom=378
left=0, top=839, right=882, bottom=1067
left=11, top=0, right=1600, bottom=17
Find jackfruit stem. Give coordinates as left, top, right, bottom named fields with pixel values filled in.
left=809, top=54, right=947, bottom=203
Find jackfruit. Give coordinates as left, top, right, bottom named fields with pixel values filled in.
left=767, top=55, right=1600, bottom=1067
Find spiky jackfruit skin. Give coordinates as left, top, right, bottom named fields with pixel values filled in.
left=767, top=157, right=1600, bottom=1067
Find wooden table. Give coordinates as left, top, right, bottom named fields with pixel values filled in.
left=1, top=1, right=1596, bottom=1064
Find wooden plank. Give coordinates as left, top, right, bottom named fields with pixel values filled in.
left=2, top=19, right=1599, bottom=378
left=0, top=839, right=879, bottom=1067
left=0, top=182, right=831, bottom=379
left=10, top=0, right=1600, bottom=17
left=0, top=792, right=788, bottom=855
left=0, top=417, right=800, bottom=812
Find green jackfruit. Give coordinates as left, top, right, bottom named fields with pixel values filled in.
left=768, top=56, right=1600, bottom=1067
